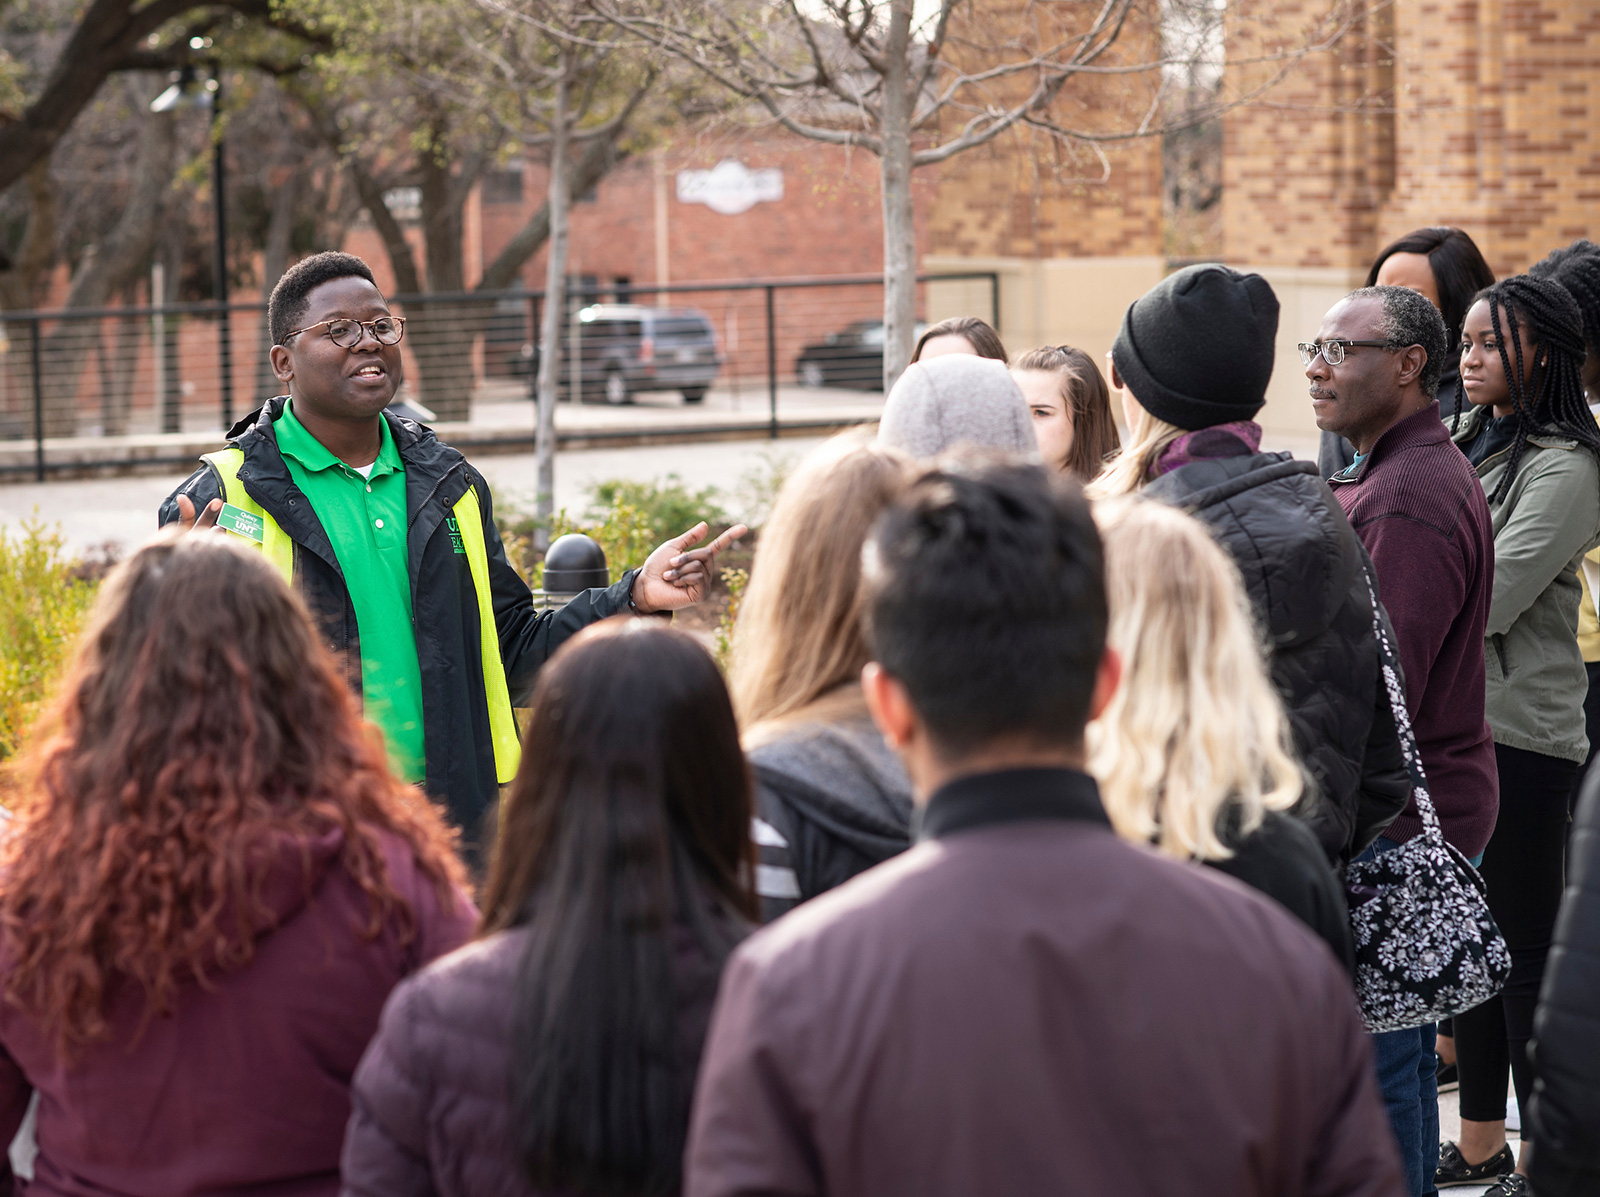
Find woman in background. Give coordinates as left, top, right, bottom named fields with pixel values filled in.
left=1528, top=239, right=1600, bottom=803
left=1011, top=344, right=1123, bottom=481
left=1090, top=497, right=1350, bottom=968
left=0, top=533, right=473, bottom=1196
left=1442, top=275, right=1600, bottom=1196
left=1320, top=226, right=1495, bottom=477
left=343, top=621, right=755, bottom=1196
left=910, top=315, right=1008, bottom=363
left=727, top=435, right=917, bottom=921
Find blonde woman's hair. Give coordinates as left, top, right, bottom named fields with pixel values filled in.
left=1085, top=399, right=1184, bottom=499
left=728, top=433, right=916, bottom=743
left=1088, top=496, right=1303, bottom=860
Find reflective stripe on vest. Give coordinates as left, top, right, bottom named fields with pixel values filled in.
left=202, top=448, right=295, bottom=579
left=201, top=447, right=521, bottom=785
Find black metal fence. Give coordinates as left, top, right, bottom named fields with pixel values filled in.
left=0, top=271, right=999, bottom=480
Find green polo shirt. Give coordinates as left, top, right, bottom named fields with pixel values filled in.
left=275, top=401, right=426, bottom=783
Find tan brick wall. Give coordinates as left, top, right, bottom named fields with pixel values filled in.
left=1224, top=0, right=1600, bottom=277
left=923, top=0, right=1164, bottom=261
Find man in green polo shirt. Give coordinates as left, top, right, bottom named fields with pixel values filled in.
left=272, top=398, right=427, bottom=782
left=160, top=251, right=743, bottom=841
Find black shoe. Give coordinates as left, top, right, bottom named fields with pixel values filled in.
left=1436, top=1141, right=1515, bottom=1187
left=1482, top=1173, right=1531, bottom=1196
left=1436, top=1060, right=1459, bottom=1092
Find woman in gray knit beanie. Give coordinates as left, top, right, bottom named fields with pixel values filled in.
left=876, top=354, right=1039, bottom=459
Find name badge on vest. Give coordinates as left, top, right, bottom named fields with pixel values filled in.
left=215, top=502, right=266, bottom=544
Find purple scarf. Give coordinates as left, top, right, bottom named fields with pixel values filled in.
left=1151, top=420, right=1263, bottom=478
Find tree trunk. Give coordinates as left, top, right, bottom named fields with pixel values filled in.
left=40, top=106, right=176, bottom=436
left=254, top=165, right=298, bottom=405
left=878, top=0, right=917, bottom=392
left=534, top=66, right=571, bottom=546
left=404, top=145, right=478, bottom=421
left=0, top=162, right=57, bottom=311
left=97, top=279, right=141, bottom=435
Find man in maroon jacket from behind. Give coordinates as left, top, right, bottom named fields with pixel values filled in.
left=685, top=459, right=1403, bottom=1197
left=1309, top=283, right=1498, bottom=1196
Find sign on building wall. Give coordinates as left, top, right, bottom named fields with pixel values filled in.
left=675, top=160, right=784, bottom=215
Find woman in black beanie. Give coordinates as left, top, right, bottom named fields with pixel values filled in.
left=1090, top=263, right=1409, bottom=870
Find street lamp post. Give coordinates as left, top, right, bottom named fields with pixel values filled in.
left=151, top=60, right=232, bottom=430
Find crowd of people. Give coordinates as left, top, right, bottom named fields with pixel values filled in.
left=0, top=233, right=1596, bottom=1196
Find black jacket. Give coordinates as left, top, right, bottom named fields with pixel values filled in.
left=1146, top=450, right=1410, bottom=866
left=1528, top=770, right=1600, bottom=1197
left=1207, top=810, right=1355, bottom=973
left=159, top=399, right=635, bottom=842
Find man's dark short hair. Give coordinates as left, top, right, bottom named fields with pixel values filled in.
left=1347, top=284, right=1450, bottom=400
left=862, top=457, right=1107, bottom=757
left=268, top=252, right=378, bottom=346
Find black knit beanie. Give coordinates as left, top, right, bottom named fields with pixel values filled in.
left=1111, top=264, right=1280, bottom=431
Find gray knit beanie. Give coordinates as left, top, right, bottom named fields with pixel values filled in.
left=877, top=355, right=1039, bottom=460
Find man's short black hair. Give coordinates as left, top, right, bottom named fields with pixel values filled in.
left=1347, top=284, right=1450, bottom=400
left=268, top=251, right=378, bottom=346
left=862, top=457, right=1107, bottom=757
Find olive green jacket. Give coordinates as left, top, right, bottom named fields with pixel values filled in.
left=1454, top=407, right=1600, bottom=762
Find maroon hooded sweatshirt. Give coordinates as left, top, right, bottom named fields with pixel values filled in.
left=1327, top=402, right=1499, bottom=856
left=0, top=825, right=476, bottom=1197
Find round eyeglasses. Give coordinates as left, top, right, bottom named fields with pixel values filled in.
left=1297, top=339, right=1394, bottom=368
left=280, top=316, right=407, bottom=348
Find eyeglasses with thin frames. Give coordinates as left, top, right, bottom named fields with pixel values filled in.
left=280, top=316, right=407, bottom=348
left=1297, top=339, right=1395, bottom=368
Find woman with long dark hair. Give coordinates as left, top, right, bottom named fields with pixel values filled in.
left=342, top=620, right=756, bottom=1196
left=1319, top=227, right=1495, bottom=476
left=1439, top=274, right=1600, bottom=1196
left=0, top=533, right=473, bottom=1195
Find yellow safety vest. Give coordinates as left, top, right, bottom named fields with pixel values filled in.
left=202, top=447, right=521, bottom=784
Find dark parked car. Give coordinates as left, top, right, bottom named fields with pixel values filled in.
left=485, top=304, right=722, bottom=404
left=795, top=320, right=926, bottom=391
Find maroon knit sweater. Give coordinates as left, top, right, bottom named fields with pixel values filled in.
left=1328, top=403, right=1499, bottom=856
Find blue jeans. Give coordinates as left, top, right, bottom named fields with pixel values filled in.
left=1357, top=837, right=1440, bottom=1197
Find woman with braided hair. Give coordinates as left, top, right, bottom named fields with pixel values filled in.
left=1439, top=273, right=1600, bottom=1195
left=1529, top=241, right=1600, bottom=805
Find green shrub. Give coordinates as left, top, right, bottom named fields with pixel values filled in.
left=586, top=475, right=727, bottom=545
left=0, top=521, right=99, bottom=762
left=496, top=474, right=732, bottom=590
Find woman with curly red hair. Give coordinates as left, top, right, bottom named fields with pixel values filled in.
left=0, top=532, right=474, bottom=1195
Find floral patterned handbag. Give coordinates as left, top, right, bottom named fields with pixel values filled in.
left=1344, top=565, right=1511, bottom=1033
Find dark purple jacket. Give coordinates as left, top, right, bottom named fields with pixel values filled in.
left=1329, top=403, right=1499, bottom=856
left=686, top=768, right=1404, bottom=1197
left=342, top=905, right=745, bottom=1196
left=0, top=827, right=476, bottom=1197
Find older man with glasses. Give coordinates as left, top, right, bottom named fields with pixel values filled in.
left=158, top=251, right=741, bottom=855
left=1308, top=284, right=1499, bottom=1197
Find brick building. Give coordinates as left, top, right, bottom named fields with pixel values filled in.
left=1225, top=0, right=1600, bottom=437
left=342, top=0, right=1598, bottom=438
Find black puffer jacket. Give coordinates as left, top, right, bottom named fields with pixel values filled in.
left=1146, top=450, right=1410, bottom=866
left=1528, top=770, right=1600, bottom=1197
